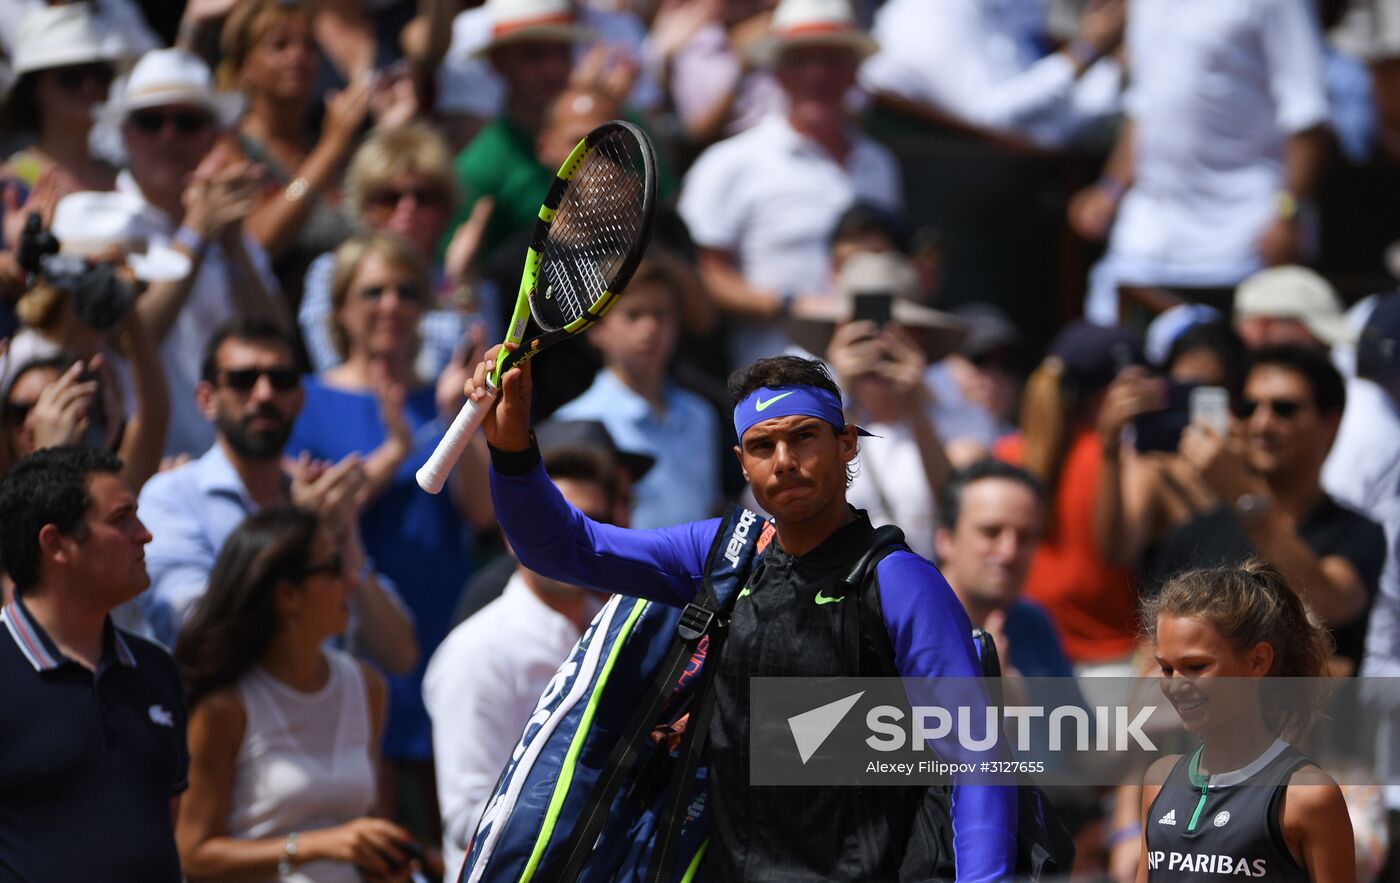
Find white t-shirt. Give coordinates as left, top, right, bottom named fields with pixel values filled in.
left=678, top=113, right=902, bottom=364
left=847, top=419, right=939, bottom=560
left=423, top=573, right=601, bottom=880
left=859, top=0, right=1121, bottom=147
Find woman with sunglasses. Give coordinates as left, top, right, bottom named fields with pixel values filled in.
left=215, top=0, right=365, bottom=292
left=288, top=231, right=493, bottom=842
left=1137, top=561, right=1354, bottom=883
left=175, top=508, right=421, bottom=882
left=2, top=5, right=125, bottom=192
left=299, top=122, right=494, bottom=380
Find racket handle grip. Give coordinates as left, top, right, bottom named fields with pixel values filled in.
left=416, top=387, right=498, bottom=494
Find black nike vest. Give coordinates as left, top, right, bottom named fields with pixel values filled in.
left=706, top=512, right=925, bottom=882
left=1144, top=740, right=1310, bottom=881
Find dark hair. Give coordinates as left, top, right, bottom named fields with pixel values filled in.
left=3, top=355, right=77, bottom=407
left=1166, top=321, right=1247, bottom=398
left=1143, top=561, right=1333, bottom=737
left=1247, top=344, right=1346, bottom=417
left=2, top=72, right=42, bottom=132
left=938, top=459, right=1046, bottom=531
left=199, top=317, right=298, bottom=384
left=728, top=355, right=843, bottom=404
left=174, top=508, right=320, bottom=708
left=543, top=447, right=619, bottom=514
left=0, top=446, right=123, bottom=594
left=828, top=202, right=912, bottom=255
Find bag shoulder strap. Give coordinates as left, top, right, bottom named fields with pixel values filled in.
left=852, top=525, right=911, bottom=679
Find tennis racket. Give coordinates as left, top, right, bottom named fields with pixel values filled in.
left=417, top=120, right=658, bottom=493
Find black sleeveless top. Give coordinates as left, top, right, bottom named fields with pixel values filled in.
left=707, top=512, right=925, bottom=882
left=1145, top=740, right=1311, bottom=881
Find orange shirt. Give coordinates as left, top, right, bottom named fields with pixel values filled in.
left=995, top=430, right=1138, bottom=663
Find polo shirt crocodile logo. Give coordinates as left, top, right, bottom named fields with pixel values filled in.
left=754, top=391, right=796, bottom=411
left=148, top=705, right=174, bottom=727
left=814, top=589, right=845, bottom=605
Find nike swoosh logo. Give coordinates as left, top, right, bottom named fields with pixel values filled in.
left=754, top=391, right=796, bottom=412
left=815, top=590, right=845, bottom=605
left=737, top=587, right=751, bottom=600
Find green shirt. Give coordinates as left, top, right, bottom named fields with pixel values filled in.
left=450, top=117, right=554, bottom=265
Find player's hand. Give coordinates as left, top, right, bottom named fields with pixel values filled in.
left=465, top=343, right=532, bottom=452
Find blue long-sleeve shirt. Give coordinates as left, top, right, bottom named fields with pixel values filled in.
left=490, top=454, right=1018, bottom=880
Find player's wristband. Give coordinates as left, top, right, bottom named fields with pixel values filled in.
left=488, top=435, right=541, bottom=476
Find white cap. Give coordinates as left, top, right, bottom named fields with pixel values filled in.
left=476, top=0, right=593, bottom=56
left=750, top=0, right=879, bottom=67
left=11, top=3, right=124, bottom=78
left=51, top=191, right=192, bottom=282
left=97, top=48, right=244, bottom=131
left=1235, top=265, right=1353, bottom=347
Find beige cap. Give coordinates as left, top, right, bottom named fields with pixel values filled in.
left=1235, top=265, right=1353, bottom=347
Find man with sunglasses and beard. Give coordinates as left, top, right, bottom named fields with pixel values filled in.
left=1148, top=344, right=1384, bottom=676
left=132, top=318, right=417, bottom=674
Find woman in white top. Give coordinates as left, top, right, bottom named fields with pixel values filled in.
left=174, top=508, right=417, bottom=882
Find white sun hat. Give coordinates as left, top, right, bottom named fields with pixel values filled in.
left=750, top=0, right=879, bottom=68
left=475, top=0, right=594, bottom=56
left=11, top=3, right=125, bottom=78
left=96, top=48, right=245, bottom=131
left=50, top=191, right=192, bottom=282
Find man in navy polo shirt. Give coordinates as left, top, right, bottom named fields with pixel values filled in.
left=0, top=447, right=187, bottom=882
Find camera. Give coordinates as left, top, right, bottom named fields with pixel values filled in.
left=16, top=214, right=134, bottom=331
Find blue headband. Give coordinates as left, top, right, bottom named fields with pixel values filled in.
left=733, top=385, right=875, bottom=441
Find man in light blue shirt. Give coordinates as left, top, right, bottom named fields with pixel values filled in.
left=134, top=318, right=417, bottom=674
left=553, top=259, right=723, bottom=528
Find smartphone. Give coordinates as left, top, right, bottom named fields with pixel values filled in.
left=1131, top=381, right=1192, bottom=453
left=79, top=368, right=109, bottom=452
left=852, top=292, right=893, bottom=327
left=1189, top=386, right=1230, bottom=437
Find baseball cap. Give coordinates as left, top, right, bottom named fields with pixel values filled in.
left=1047, top=321, right=1142, bottom=390
left=536, top=419, right=655, bottom=481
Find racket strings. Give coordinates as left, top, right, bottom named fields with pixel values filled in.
left=534, top=133, right=648, bottom=332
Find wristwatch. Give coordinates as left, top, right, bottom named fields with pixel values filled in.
left=278, top=831, right=298, bottom=876
left=1234, top=493, right=1271, bottom=526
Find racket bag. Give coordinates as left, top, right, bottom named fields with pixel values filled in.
left=457, top=504, right=768, bottom=883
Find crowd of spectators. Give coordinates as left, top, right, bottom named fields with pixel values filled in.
left=2, top=0, right=1400, bottom=879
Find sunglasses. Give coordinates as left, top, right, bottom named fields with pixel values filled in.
left=52, top=64, right=114, bottom=93
left=365, top=186, right=446, bottom=210
left=216, top=367, right=300, bottom=392
left=357, top=283, right=424, bottom=303
left=127, top=109, right=213, bottom=136
left=300, top=552, right=345, bottom=581
left=1238, top=397, right=1304, bottom=420
left=3, top=401, right=34, bottom=424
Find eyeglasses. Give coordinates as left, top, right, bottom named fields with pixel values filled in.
left=3, top=401, right=34, bottom=424
left=216, top=367, right=300, bottom=392
left=1238, top=397, right=1304, bottom=420
left=365, top=186, right=446, bottom=211
left=357, top=283, right=424, bottom=303
left=300, top=553, right=345, bottom=581
left=127, top=109, right=213, bottom=136
left=51, top=64, right=114, bottom=93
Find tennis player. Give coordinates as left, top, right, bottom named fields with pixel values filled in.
left=464, top=349, right=1016, bottom=880
left=1139, top=562, right=1355, bottom=882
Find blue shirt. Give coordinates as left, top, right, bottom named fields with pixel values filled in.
left=1005, top=599, right=1075, bottom=680
left=0, top=598, right=187, bottom=883
left=288, top=378, right=473, bottom=761
left=489, top=456, right=1018, bottom=881
left=554, top=369, right=722, bottom=528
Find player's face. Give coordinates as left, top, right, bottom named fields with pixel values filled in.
left=935, top=478, right=1042, bottom=611
left=1241, top=366, right=1331, bottom=478
left=736, top=416, right=857, bottom=524
left=1154, top=615, right=1273, bottom=736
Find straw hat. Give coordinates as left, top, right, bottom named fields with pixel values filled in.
left=96, top=48, right=245, bottom=131
left=750, top=0, right=879, bottom=68
left=787, top=251, right=967, bottom=362
left=11, top=3, right=124, bottom=78
left=476, top=0, right=594, bottom=56
left=50, top=191, right=192, bottom=282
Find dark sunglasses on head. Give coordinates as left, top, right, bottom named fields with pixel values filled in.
left=217, top=367, right=300, bottom=392
left=365, top=186, right=446, bottom=210
left=52, top=63, right=114, bottom=92
left=358, top=283, right=424, bottom=303
left=128, top=109, right=213, bottom=135
left=300, top=552, right=345, bottom=581
left=1238, top=397, right=1304, bottom=420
